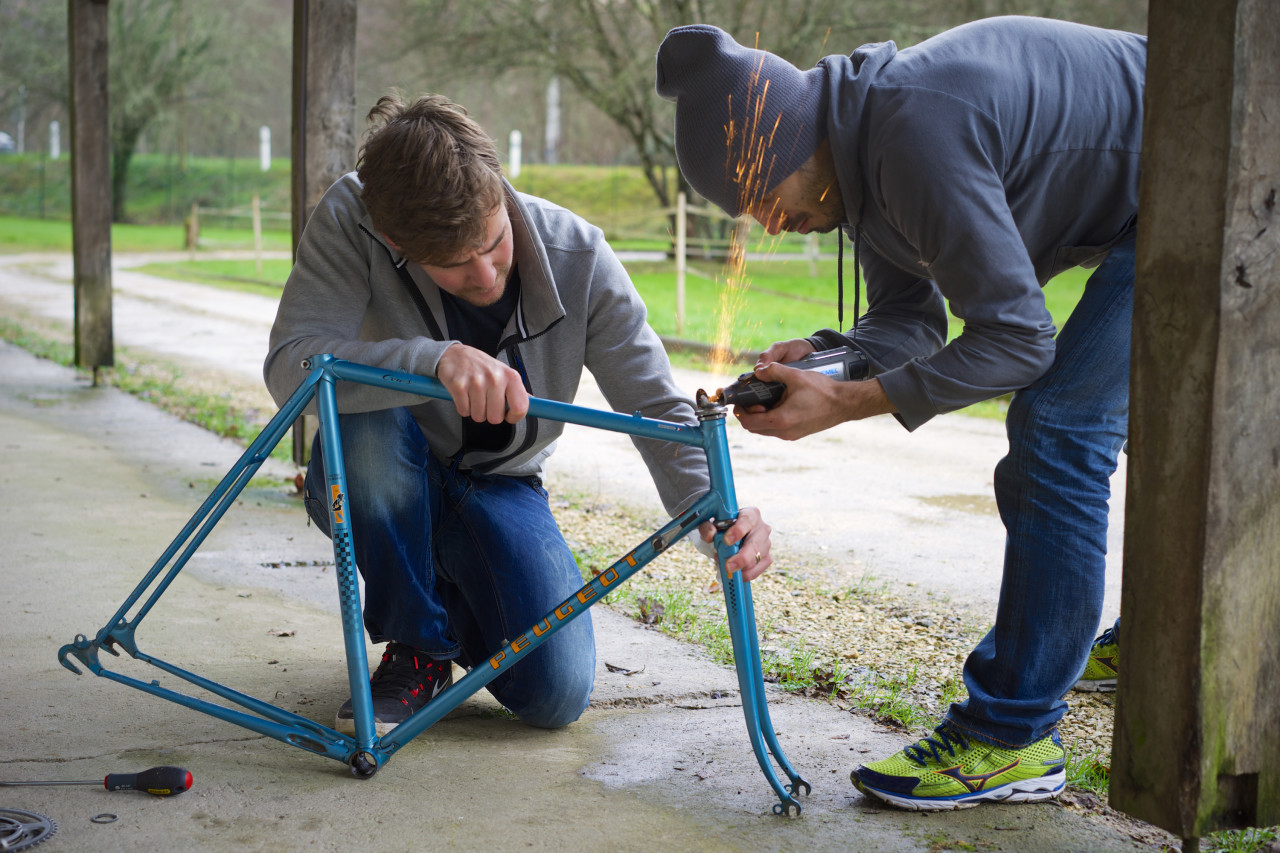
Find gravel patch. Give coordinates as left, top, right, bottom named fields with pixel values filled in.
left=550, top=492, right=1117, bottom=766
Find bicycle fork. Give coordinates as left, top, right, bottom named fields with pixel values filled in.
left=698, top=398, right=810, bottom=815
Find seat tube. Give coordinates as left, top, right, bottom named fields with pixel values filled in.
left=311, top=357, right=377, bottom=749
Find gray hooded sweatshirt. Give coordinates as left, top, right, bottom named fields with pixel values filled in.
left=805, top=16, right=1146, bottom=430
left=264, top=173, right=709, bottom=517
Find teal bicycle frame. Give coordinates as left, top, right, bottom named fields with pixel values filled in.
left=59, top=354, right=810, bottom=815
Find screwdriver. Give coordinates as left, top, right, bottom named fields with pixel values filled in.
left=0, top=765, right=193, bottom=797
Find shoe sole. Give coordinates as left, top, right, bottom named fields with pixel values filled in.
left=853, top=769, right=1066, bottom=811
left=1072, top=678, right=1117, bottom=693
left=334, top=716, right=399, bottom=737
left=334, top=675, right=452, bottom=738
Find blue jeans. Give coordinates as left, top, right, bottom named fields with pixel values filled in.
left=946, top=237, right=1135, bottom=747
left=304, top=407, right=595, bottom=728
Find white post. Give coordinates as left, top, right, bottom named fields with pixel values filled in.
left=259, top=125, right=271, bottom=172
left=544, top=77, right=561, bottom=164
left=16, top=86, right=25, bottom=154
left=508, top=129, right=522, bottom=179
left=49, top=121, right=61, bottom=160
left=807, top=232, right=819, bottom=277
left=676, top=191, right=687, bottom=337
left=252, top=193, right=263, bottom=277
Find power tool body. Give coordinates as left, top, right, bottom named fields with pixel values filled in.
left=714, top=346, right=870, bottom=409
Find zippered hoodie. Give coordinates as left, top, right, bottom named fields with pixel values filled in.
left=807, top=16, right=1146, bottom=429
left=264, top=173, right=710, bottom=516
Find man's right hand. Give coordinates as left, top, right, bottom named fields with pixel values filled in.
left=435, top=343, right=529, bottom=424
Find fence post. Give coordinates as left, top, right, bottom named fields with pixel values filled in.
left=676, top=191, right=687, bottom=337
left=185, top=202, right=199, bottom=251
left=252, top=193, right=263, bottom=278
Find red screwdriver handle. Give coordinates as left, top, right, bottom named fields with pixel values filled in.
left=103, top=766, right=193, bottom=796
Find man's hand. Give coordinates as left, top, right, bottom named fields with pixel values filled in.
left=754, top=337, right=816, bottom=367
left=698, top=506, right=772, bottom=582
left=735, top=364, right=897, bottom=441
left=436, top=343, right=529, bottom=424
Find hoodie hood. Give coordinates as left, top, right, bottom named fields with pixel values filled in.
left=818, top=40, right=898, bottom=228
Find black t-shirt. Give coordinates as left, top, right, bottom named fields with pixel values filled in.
left=439, top=266, right=521, bottom=454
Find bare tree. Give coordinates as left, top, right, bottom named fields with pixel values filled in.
left=109, top=0, right=225, bottom=221
left=401, top=0, right=881, bottom=210
left=0, top=1, right=69, bottom=151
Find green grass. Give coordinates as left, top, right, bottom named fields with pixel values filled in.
left=0, top=152, right=292, bottom=226
left=122, top=241, right=1087, bottom=368
left=0, top=214, right=292, bottom=254
left=629, top=254, right=1088, bottom=422
left=1203, top=827, right=1280, bottom=853
left=1065, top=747, right=1111, bottom=797
left=133, top=258, right=292, bottom=297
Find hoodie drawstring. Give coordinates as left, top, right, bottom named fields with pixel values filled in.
left=837, top=228, right=861, bottom=339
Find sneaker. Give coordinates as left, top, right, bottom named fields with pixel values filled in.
left=851, top=723, right=1066, bottom=811
left=335, top=642, right=453, bottom=736
left=1073, top=626, right=1118, bottom=692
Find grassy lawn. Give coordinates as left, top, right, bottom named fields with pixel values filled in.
left=121, top=245, right=1087, bottom=420
left=0, top=215, right=292, bottom=254
left=2, top=213, right=1089, bottom=421
left=120, top=250, right=1088, bottom=354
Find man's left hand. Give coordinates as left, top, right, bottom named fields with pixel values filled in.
left=698, top=506, right=772, bottom=582
left=735, top=363, right=897, bottom=441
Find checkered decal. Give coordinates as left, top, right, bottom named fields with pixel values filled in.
left=333, top=531, right=359, bottom=611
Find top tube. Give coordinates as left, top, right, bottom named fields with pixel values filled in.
left=316, top=355, right=712, bottom=449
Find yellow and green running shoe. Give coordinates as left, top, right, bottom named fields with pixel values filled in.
left=1073, top=625, right=1119, bottom=692
left=851, top=723, right=1066, bottom=811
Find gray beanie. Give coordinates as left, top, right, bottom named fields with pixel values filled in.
left=655, top=25, right=827, bottom=217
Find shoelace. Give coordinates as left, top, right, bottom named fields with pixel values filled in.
left=369, top=645, right=445, bottom=699
left=904, top=724, right=971, bottom=767
left=1095, top=626, right=1117, bottom=647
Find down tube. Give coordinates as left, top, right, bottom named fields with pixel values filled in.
left=702, top=411, right=807, bottom=795
left=377, top=495, right=717, bottom=755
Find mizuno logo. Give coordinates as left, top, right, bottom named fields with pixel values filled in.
left=938, top=761, right=1019, bottom=793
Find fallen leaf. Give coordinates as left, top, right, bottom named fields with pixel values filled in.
left=605, top=662, right=645, bottom=676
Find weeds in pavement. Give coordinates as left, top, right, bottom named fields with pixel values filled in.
left=1201, top=826, right=1280, bottom=853
left=1065, top=747, right=1111, bottom=797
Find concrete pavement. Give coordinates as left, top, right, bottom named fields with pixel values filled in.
left=0, top=352, right=1151, bottom=850
left=0, top=252, right=1142, bottom=851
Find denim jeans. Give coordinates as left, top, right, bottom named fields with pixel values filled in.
left=304, top=407, right=595, bottom=729
left=946, top=237, right=1135, bottom=747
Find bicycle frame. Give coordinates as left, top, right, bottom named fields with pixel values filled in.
left=59, top=354, right=810, bottom=815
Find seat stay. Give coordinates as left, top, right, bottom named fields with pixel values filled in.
left=59, top=371, right=323, bottom=666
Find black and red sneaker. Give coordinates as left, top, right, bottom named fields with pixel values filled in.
left=335, top=642, right=453, bottom=736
